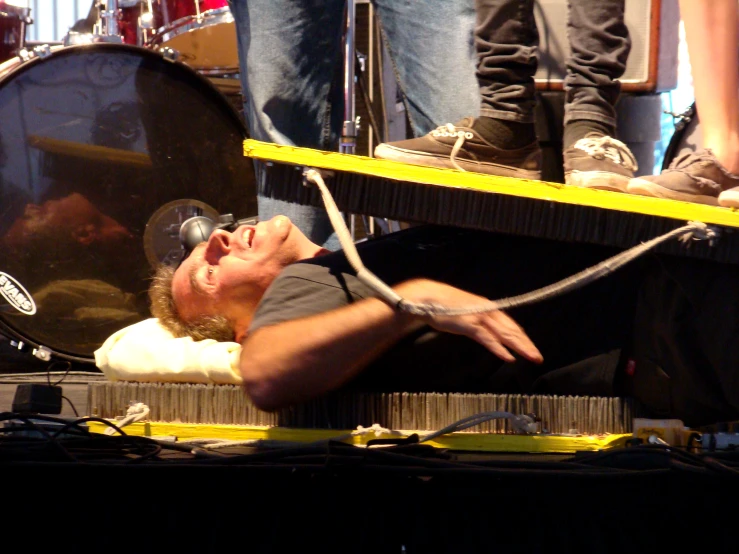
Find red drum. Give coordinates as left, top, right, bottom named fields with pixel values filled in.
left=0, top=1, right=31, bottom=64
left=117, top=0, right=151, bottom=46
left=147, top=0, right=238, bottom=74
left=0, top=43, right=256, bottom=363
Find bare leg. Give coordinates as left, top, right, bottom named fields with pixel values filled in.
left=679, top=0, right=739, bottom=173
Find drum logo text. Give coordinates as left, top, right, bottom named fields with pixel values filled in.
left=0, top=273, right=36, bottom=315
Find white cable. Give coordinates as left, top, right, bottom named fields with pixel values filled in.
left=303, top=168, right=720, bottom=316
left=419, top=412, right=537, bottom=443
left=104, top=402, right=150, bottom=435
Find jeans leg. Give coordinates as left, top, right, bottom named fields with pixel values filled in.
left=474, top=0, right=539, bottom=123
left=564, top=0, right=631, bottom=127
left=372, top=0, right=479, bottom=135
left=229, top=0, right=344, bottom=250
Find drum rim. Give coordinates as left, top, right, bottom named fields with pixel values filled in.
left=0, top=42, right=247, bottom=139
left=150, top=7, right=234, bottom=45
left=0, top=40, right=253, bottom=362
left=0, top=319, right=95, bottom=364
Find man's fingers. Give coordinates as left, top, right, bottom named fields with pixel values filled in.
left=481, top=313, right=543, bottom=364
left=471, top=329, right=516, bottom=363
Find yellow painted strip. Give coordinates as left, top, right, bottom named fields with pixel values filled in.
left=87, top=421, right=630, bottom=453
left=243, top=139, right=739, bottom=229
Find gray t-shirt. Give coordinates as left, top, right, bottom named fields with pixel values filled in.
left=248, top=225, right=640, bottom=395
left=249, top=226, right=503, bottom=392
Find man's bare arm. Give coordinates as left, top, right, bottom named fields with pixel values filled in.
left=239, top=278, right=542, bottom=411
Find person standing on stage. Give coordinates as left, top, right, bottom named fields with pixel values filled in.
left=227, top=0, right=481, bottom=250
left=374, top=0, right=638, bottom=194
left=627, top=0, right=739, bottom=206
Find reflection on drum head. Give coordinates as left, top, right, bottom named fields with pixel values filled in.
left=0, top=43, right=257, bottom=362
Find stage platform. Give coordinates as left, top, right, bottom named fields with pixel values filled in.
left=0, top=377, right=738, bottom=553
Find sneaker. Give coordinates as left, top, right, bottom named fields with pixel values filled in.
left=373, top=117, right=542, bottom=180
left=563, top=133, right=638, bottom=192
left=627, top=149, right=739, bottom=206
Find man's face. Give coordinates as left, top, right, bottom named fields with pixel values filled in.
left=4, top=192, right=131, bottom=248
left=171, top=215, right=309, bottom=328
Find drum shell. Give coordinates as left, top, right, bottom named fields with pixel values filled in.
left=0, top=1, right=30, bottom=64
left=0, top=43, right=257, bottom=362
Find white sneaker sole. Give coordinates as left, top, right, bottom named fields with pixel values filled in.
left=565, top=170, right=630, bottom=193
left=718, top=189, right=739, bottom=208
left=626, top=177, right=719, bottom=205
left=374, top=144, right=542, bottom=181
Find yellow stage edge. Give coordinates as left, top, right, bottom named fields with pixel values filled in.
left=87, top=421, right=631, bottom=454
left=243, top=139, right=739, bottom=229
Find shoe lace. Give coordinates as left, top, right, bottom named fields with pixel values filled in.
left=572, top=135, right=638, bottom=171
left=432, top=123, right=474, bottom=172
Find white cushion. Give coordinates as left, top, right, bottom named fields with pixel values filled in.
left=94, top=318, right=243, bottom=385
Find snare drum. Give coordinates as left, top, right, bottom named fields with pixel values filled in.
left=147, top=0, right=238, bottom=74
left=0, top=1, right=31, bottom=64
left=0, top=43, right=256, bottom=363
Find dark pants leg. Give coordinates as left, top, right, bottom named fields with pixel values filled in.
left=564, top=0, right=631, bottom=128
left=475, top=0, right=539, bottom=123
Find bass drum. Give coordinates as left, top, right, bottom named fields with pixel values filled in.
left=0, top=43, right=257, bottom=364
left=661, top=103, right=700, bottom=170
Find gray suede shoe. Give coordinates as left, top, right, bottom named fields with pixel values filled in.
left=627, top=149, right=739, bottom=206
left=563, top=133, right=638, bottom=192
left=373, top=118, right=542, bottom=180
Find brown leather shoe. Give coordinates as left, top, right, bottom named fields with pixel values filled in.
left=373, top=117, right=542, bottom=180
left=627, top=149, right=739, bottom=205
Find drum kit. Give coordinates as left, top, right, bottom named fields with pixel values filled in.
left=0, top=0, right=257, bottom=366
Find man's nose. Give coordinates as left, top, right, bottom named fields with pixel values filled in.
left=204, top=229, right=231, bottom=262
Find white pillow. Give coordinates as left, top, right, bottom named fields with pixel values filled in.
left=94, top=318, right=243, bottom=385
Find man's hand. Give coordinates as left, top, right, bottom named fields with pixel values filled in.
left=395, top=279, right=543, bottom=364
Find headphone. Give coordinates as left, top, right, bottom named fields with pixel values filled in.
left=179, top=213, right=259, bottom=262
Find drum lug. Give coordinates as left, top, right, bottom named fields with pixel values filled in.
left=140, top=11, right=155, bottom=30
left=33, top=44, right=52, bottom=59
left=159, top=47, right=181, bottom=62
left=18, top=43, right=52, bottom=62
left=33, top=345, right=52, bottom=362
left=8, top=340, right=51, bottom=362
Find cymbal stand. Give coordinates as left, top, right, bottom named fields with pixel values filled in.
left=340, top=0, right=398, bottom=240
left=94, top=0, right=120, bottom=38
left=340, top=0, right=358, bottom=157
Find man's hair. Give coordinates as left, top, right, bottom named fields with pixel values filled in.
left=149, top=264, right=235, bottom=342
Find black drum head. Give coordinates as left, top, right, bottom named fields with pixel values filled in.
left=0, top=43, right=257, bottom=362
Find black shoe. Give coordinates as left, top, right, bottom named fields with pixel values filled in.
left=564, top=133, right=638, bottom=192
left=373, top=117, right=542, bottom=180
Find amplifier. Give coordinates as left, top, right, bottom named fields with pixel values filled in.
left=534, top=0, right=680, bottom=93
